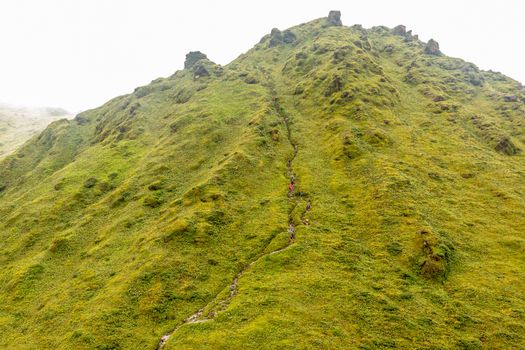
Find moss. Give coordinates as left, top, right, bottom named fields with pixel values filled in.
left=0, top=13, right=524, bottom=350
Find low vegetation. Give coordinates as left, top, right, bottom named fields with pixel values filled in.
left=0, top=12, right=524, bottom=349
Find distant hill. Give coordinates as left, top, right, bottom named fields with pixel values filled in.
left=0, top=104, right=69, bottom=158
left=0, top=11, right=524, bottom=350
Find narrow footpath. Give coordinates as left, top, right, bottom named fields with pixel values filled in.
left=156, top=73, right=310, bottom=350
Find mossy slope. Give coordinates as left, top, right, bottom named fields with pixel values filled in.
left=1, top=13, right=524, bottom=350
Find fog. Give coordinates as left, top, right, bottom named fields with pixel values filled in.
left=0, top=0, right=523, bottom=113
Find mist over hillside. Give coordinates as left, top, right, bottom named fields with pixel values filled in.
left=0, top=104, right=69, bottom=158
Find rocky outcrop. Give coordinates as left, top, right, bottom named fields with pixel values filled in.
left=424, top=39, right=442, bottom=55
left=184, top=51, right=208, bottom=69
left=269, top=28, right=296, bottom=47
left=392, top=25, right=406, bottom=36
left=327, top=10, right=342, bottom=26
left=392, top=25, right=418, bottom=42
left=283, top=30, right=297, bottom=43
left=404, top=30, right=418, bottom=42
left=193, top=64, right=209, bottom=78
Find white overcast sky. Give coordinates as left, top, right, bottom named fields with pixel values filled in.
left=0, top=0, right=523, bottom=113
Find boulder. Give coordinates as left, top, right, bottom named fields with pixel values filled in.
left=268, top=28, right=283, bottom=47
left=327, top=10, right=342, bottom=26
left=424, top=39, right=442, bottom=55
left=503, top=95, right=518, bottom=102
left=184, top=51, right=207, bottom=69
left=392, top=25, right=406, bottom=36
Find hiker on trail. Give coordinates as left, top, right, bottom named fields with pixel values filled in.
left=288, top=223, right=295, bottom=240
left=291, top=174, right=296, bottom=184
left=306, top=199, right=311, bottom=211
left=287, top=159, right=291, bottom=167
left=288, top=182, right=294, bottom=193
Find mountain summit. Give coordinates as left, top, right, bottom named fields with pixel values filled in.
left=1, top=11, right=524, bottom=349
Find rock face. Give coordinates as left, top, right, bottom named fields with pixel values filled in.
left=268, top=28, right=282, bottom=47
left=392, top=25, right=418, bottom=42
left=424, top=39, right=442, bottom=55
left=392, top=25, right=406, bottom=36
left=268, top=28, right=296, bottom=47
left=327, top=10, right=342, bottom=26
left=193, top=64, right=209, bottom=78
left=282, top=30, right=297, bottom=44
left=184, top=51, right=207, bottom=69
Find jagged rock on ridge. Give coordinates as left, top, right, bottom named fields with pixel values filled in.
left=184, top=51, right=208, bottom=69
left=392, top=25, right=406, bottom=36
left=269, top=28, right=296, bottom=47
left=282, top=30, right=297, bottom=44
left=269, top=28, right=283, bottom=47
left=425, top=39, right=442, bottom=55
left=327, top=10, right=342, bottom=26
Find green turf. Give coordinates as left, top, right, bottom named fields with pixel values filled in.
left=0, top=13, right=524, bottom=350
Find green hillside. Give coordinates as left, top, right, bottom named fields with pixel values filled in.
left=0, top=105, right=69, bottom=159
left=1, top=11, right=524, bottom=349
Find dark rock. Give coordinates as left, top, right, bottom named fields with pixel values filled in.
left=503, top=95, right=518, bottom=102
left=294, top=85, right=305, bottom=95
left=282, top=30, right=297, bottom=43
left=269, top=28, right=296, bottom=47
left=392, top=25, right=406, bottom=36
left=327, top=10, right=342, bottom=26
left=269, top=28, right=283, bottom=47
left=244, top=76, right=258, bottom=84
left=495, top=137, right=520, bottom=155
left=184, top=51, right=207, bottom=69
left=74, top=115, right=89, bottom=125
left=424, top=39, right=442, bottom=55
left=404, top=30, right=418, bottom=42
left=193, top=64, right=209, bottom=78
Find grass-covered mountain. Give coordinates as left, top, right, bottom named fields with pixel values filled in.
left=0, top=104, right=69, bottom=159
left=1, top=11, right=525, bottom=349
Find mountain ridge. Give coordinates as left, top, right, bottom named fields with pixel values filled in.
left=0, top=11, right=524, bottom=349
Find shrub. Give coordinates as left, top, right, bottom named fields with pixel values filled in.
left=143, top=194, right=163, bottom=208
left=84, top=177, right=98, bottom=188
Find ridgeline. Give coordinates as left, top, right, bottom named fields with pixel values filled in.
left=1, top=11, right=524, bottom=349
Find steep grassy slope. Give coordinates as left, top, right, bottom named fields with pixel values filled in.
left=0, top=105, right=69, bottom=159
left=1, top=13, right=525, bottom=349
